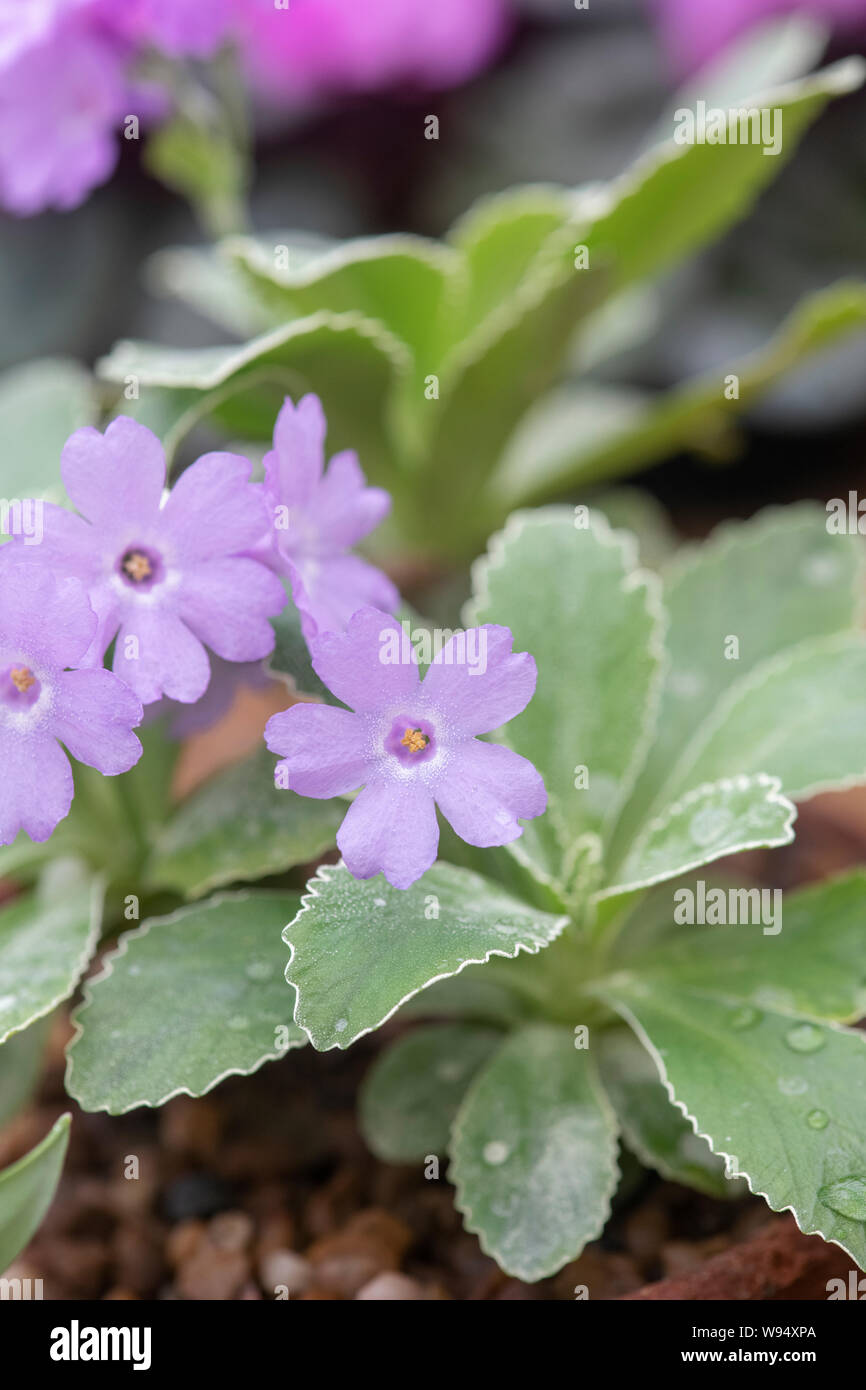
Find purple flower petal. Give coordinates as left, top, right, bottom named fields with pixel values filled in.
left=290, top=553, right=400, bottom=643
left=266, top=703, right=368, bottom=798
left=0, top=564, right=95, bottom=669
left=336, top=775, right=439, bottom=890
left=178, top=557, right=283, bottom=662
left=52, top=668, right=143, bottom=775
left=160, top=452, right=269, bottom=561
left=263, top=394, right=326, bottom=510
left=421, top=625, right=538, bottom=736
left=310, top=607, right=420, bottom=712
left=0, top=18, right=129, bottom=215
left=60, top=416, right=165, bottom=529
left=0, top=730, right=73, bottom=844
left=433, top=739, right=547, bottom=848
left=304, top=450, right=392, bottom=549
left=114, top=608, right=210, bottom=705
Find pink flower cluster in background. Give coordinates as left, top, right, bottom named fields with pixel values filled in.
left=0, top=0, right=508, bottom=215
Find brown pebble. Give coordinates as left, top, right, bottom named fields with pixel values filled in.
left=356, top=1272, right=425, bottom=1300
left=112, top=1219, right=167, bottom=1295
left=661, top=1235, right=731, bottom=1279
left=38, top=1237, right=110, bottom=1298
left=622, top=1200, right=670, bottom=1267
left=160, top=1096, right=223, bottom=1159
left=553, top=1247, right=643, bottom=1301
left=176, top=1247, right=251, bottom=1301
left=255, top=1210, right=297, bottom=1258
left=208, top=1210, right=254, bottom=1252
left=259, top=1249, right=312, bottom=1297
left=165, top=1219, right=206, bottom=1268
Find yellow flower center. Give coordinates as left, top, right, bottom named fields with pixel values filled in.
left=400, top=727, right=429, bottom=754
left=122, top=549, right=153, bottom=583
left=11, top=665, right=35, bottom=693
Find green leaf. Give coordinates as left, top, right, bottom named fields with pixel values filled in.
left=598, top=1026, right=736, bottom=1199
left=611, top=869, right=866, bottom=1024
left=147, top=747, right=342, bottom=900
left=284, top=862, right=569, bottom=1051
left=650, top=15, right=829, bottom=141
left=0, top=1114, right=70, bottom=1274
left=146, top=243, right=273, bottom=337
left=65, top=892, right=306, bottom=1114
left=0, top=866, right=101, bottom=1045
left=360, top=1023, right=502, bottom=1163
left=0, top=358, right=96, bottom=505
left=610, top=504, right=864, bottom=862
left=97, top=312, right=409, bottom=472
left=468, top=508, right=663, bottom=887
left=581, top=58, right=865, bottom=291
left=605, top=774, right=796, bottom=897
left=446, top=184, right=574, bottom=339
left=230, top=232, right=457, bottom=368
left=450, top=1024, right=620, bottom=1281
left=420, top=233, right=605, bottom=550
left=0, top=1017, right=51, bottom=1129
left=596, top=975, right=866, bottom=1271
left=661, top=633, right=866, bottom=806
left=496, top=283, right=866, bottom=505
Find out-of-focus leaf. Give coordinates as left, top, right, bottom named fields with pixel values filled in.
left=0, top=1114, right=70, bottom=1274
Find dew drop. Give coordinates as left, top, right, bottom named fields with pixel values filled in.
left=818, top=1177, right=866, bottom=1220
left=801, top=554, right=840, bottom=587
left=335, top=1018, right=348, bottom=1033
left=0, top=994, right=17, bottom=1012
left=785, top=1023, right=826, bottom=1054
left=729, top=1006, right=761, bottom=1031
left=373, top=898, right=386, bottom=908
left=483, top=1141, right=510, bottom=1166
left=806, top=1109, right=829, bottom=1131
left=227, top=1015, right=249, bottom=1031
left=778, top=1076, right=808, bottom=1096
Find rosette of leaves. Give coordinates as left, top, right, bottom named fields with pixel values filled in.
left=43, top=500, right=866, bottom=1283
left=99, top=58, right=866, bottom=560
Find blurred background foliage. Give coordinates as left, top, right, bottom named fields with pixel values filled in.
left=3, top=0, right=866, bottom=551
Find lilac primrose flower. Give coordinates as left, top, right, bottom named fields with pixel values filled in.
left=0, top=2, right=130, bottom=215
left=265, top=608, right=546, bottom=890
left=257, top=394, right=399, bottom=641
left=8, top=416, right=286, bottom=707
left=0, top=557, right=143, bottom=845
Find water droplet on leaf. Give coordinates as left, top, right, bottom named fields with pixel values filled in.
left=483, top=1141, right=510, bottom=1166
left=819, top=1177, right=866, bottom=1220
left=785, top=1023, right=826, bottom=1054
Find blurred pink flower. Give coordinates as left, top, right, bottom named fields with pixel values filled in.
left=235, top=0, right=509, bottom=99
left=650, top=0, right=866, bottom=75
left=0, top=4, right=130, bottom=215
left=98, top=0, right=234, bottom=59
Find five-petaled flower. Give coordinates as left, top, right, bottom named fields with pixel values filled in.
left=6, top=416, right=287, bottom=706
left=265, top=607, right=547, bottom=889
left=255, top=393, right=399, bottom=640
left=0, top=557, right=143, bottom=845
